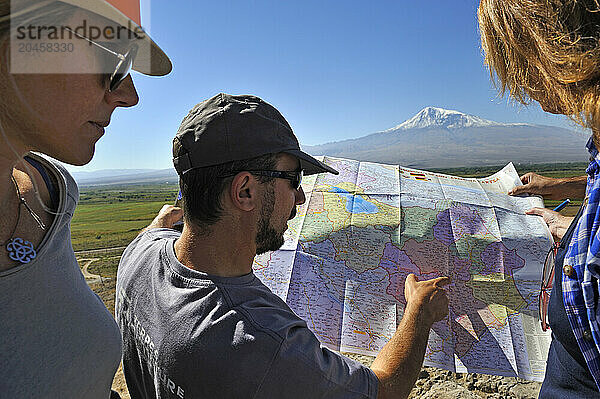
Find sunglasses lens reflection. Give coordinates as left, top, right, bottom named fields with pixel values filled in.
left=295, top=170, right=303, bottom=190
left=109, top=45, right=138, bottom=92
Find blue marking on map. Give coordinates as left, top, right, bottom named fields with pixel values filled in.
left=331, top=187, right=378, bottom=214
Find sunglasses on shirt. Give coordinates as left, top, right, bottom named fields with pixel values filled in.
left=539, top=242, right=559, bottom=332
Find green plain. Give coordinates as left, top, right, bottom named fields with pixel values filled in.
left=71, top=183, right=178, bottom=252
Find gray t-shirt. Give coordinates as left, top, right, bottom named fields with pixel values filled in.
left=0, top=154, right=122, bottom=398
left=116, top=228, right=378, bottom=399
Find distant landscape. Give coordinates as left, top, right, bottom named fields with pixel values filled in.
left=71, top=168, right=178, bottom=187
left=70, top=107, right=591, bottom=189
left=304, top=107, right=589, bottom=168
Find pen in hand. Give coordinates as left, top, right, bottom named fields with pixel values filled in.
left=553, top=199, right=570, bottom=212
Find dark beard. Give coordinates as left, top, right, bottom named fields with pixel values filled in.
left=255, top=183, right=285, bottom=255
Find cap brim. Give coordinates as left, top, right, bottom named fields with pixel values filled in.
left=58, top=0, right=172, bottom=76
left=132, top=37, right=172, bottom=76
left=284, top=149, right=339, bottom=175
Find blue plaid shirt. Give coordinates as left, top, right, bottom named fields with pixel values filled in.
left=563, top=137, right=600, bottom=389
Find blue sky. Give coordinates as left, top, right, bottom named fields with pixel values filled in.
left=70, top=0, right=581, bottom=172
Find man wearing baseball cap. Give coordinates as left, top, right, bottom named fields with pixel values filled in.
left=116, top=93, right=450, bottom=398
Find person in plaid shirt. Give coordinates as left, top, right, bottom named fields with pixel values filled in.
left=479, top=0, right=600, bottom=396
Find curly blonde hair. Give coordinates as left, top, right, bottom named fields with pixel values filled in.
left=478, top=0, right=600, bottom=130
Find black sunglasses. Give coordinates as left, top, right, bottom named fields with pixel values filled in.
left=223, top=170, right=304, bottom=190
left=64, top=27, right=138, bottom=92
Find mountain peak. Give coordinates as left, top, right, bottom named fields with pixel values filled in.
left=387, top=107, right=503, bottom=131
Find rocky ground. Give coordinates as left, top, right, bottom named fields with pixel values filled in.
left=409, top=368, right=541, bottom=398
left=345, top=354, right=541, bottom=399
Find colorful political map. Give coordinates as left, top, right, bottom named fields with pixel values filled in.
left=252, top=157, right=553, bottom=381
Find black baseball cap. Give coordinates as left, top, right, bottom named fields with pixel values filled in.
left=173, top=93, right=339, bottom=176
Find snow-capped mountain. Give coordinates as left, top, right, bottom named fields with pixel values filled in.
left=387, top=106, right=507, bottom=130
left=303, top=107, right=589, bottom=168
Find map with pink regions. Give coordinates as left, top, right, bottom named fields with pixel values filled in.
left=252, top=158, right=552, bottom=381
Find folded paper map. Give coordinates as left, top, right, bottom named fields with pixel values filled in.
left=253, top=157, right=553, bottom=381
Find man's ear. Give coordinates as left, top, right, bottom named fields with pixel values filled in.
left=229, top=172, right=258, bottom=212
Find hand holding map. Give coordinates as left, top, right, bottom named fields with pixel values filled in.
left=509, top=172, right=587, bottom=200
left=524, top=207, right=574, bottom=241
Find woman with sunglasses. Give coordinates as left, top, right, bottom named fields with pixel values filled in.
left=0, top=0, right=171, bottom=397
left=478, top=0, right=600, bottom=396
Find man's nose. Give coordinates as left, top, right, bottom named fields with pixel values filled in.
left=295, top=185, right=306, bottom=205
